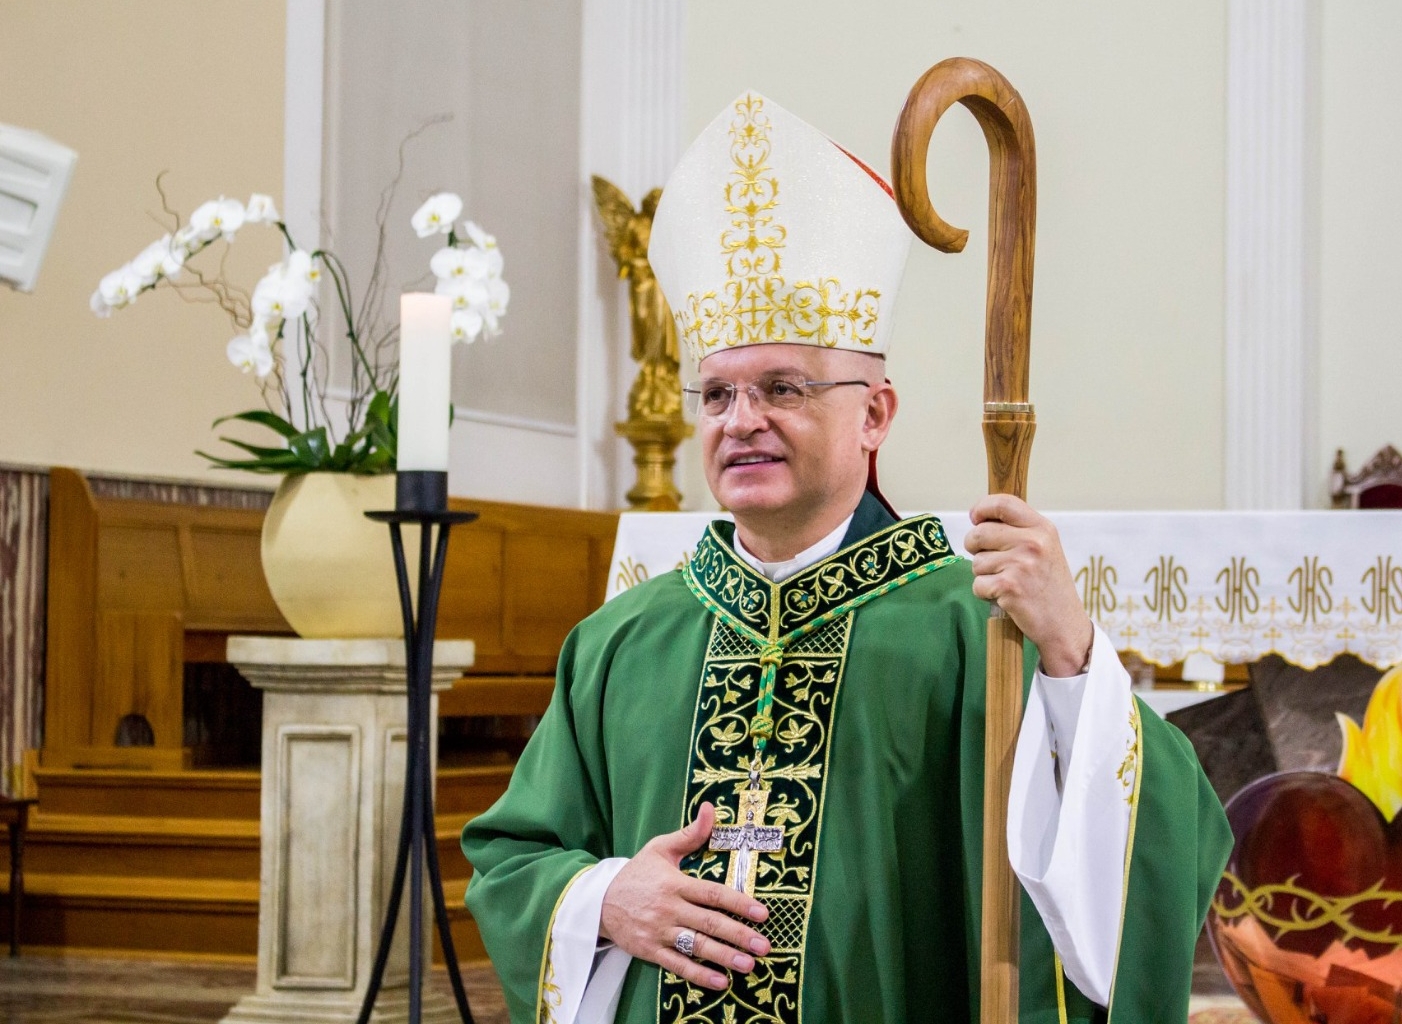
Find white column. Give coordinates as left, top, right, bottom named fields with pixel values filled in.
left=576, top=0, right=687, bottom=509
left=282, top=0, right=325, bottom=257
left=280, top=0, right=326, bottom=432
left=1224, top=0, right=1320, bottom=509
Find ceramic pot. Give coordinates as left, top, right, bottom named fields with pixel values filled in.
left=1207, top=770, right=1402, bottom=1024
left=261, top=472, right=418, bottom=638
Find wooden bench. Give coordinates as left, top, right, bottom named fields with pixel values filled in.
left=42, top=466, right=619, bottom=770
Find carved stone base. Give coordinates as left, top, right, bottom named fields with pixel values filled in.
left=616, top=415, right=693, bottom=510
left=220, top=638, right=475, bottom=1024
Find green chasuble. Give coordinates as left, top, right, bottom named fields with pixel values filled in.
left=463, top=494, right=1231, bottom=1024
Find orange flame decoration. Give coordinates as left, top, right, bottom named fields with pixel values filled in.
left=1337, top=665, right=1402, bottom=821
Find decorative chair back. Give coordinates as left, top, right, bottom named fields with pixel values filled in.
left=1330, top=446, right=1402, bottom=509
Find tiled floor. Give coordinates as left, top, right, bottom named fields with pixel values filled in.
left=0, top=949, right=1247, bottom=1023
left=0, top=955, right=509, bottom=1024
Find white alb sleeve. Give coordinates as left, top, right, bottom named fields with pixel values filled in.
left=1007, top=623, right=1135, bottom=1007
left=545, top=857, right=633, bottom=1024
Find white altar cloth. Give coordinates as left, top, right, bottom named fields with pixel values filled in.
left=608, top=510, right=1402, bottom=670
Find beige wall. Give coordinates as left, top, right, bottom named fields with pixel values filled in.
left=679, top=1, right=1229, bottom=512
left=0, top=0, right=285, bottom=484
left=1318, top=2, right=1402, bottom=499
left=6, top=1, right=1395, bottom=510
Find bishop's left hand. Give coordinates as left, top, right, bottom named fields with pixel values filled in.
left=965, top=494, right=1094, bottom=677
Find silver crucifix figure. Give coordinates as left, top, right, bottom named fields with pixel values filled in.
left=709, top=784, right=785, bottom=897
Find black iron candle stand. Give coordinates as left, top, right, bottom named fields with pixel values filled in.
left=359, top=470, right=476, bottom=1024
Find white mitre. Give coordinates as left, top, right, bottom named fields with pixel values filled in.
left=649, top=91, right=912, bottom=364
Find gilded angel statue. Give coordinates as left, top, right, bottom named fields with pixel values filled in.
left=592, top=176, right=682, bottom=420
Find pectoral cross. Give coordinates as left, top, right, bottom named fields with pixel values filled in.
left=709, top=757, right=785, bottom=897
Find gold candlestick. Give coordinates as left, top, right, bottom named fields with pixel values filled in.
left=592, top=175, right=693, bottom=510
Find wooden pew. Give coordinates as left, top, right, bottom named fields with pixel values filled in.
left=44, top=468, right=286, bottom=769
left=42, top=467, right=619, bottom=770
left=28, top=467, right=620, bottom=959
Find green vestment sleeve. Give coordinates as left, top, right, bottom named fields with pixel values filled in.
left=462, top=625, right=618, bottom=1023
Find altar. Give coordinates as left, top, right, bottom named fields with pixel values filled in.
left=607, top=509, right=1402, bottom=678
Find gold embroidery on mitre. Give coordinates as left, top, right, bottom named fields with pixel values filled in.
left=674, top=94, right=883, bottom=361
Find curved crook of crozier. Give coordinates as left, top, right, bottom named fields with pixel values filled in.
left=890, top=56, right=1038, bottom=408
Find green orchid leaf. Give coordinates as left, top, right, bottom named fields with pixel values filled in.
left=366, top=389, right=393, bottom=427
left=213, top=436, right=297, bottom=460
left=196, top=450, right=304, bottom=473
left=289, top=427, right=331, bottom=468
left=370, top=422, right=396, bottom=458
left=358, top=449, right=394, bottom=473
left=211, top=409, right=300, bottom=438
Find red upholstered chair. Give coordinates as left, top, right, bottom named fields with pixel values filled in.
left=1330, top=446, right=1402, bottom=509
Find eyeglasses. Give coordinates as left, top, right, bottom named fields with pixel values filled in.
left=681, top=375, right=871, bottom=418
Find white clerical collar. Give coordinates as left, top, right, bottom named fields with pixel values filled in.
left=733, top=513, right=855, bottom=583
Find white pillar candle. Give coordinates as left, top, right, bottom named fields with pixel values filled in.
left=396, top=293, right=454, bottom=472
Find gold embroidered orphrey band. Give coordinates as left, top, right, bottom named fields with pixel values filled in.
left=671, top=93, right=884, bottom=361
left=658, top=516, right=959, bottom=1024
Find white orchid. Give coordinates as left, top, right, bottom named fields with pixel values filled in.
left=435, top=274, right=489, bottom=313
left=227, top=326, right=274, bottom=378
left=252, top=252, right=317, bottom=322
left=189, top=196, right=246, bottom=242
left=486, top=277, right=510, bottom=314
left=97, top=264, right=144, bottom=310
left=462, top=220, right=495, bottom=250
left=285, top=248, right=320, bottom=287
left=428, top=216, right=509, bottom=343
left=461, top=220, right=504, bottom=275
left=450, top=307, right=485, bottom=343
left=245, top=193, right=279, bottom=224
left=92, top=178, right=507, bottom=472
left=131, top=234, right=185, bottom=285
left=156, top=235, right=186, bottom=277
left=130, top=242, right=166, bottom=287
left=430, top=244, right=490, bottom=282
left=411, top=192, right=463, bottom=238
left=172, top=223, right=202, bottom=253
left=480, top=305, right=501, bottom=337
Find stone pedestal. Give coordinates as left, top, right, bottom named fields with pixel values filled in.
left=221, top=637, right=474, bottom=1024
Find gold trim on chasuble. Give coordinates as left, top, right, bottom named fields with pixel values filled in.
left=536, top=866, right=594, bottom=1024
left=673, top=93, right=884, bottom=360
left=660, top=516, right=959, bottom=1024
left=1106, top=698, right=1144, bottom=1023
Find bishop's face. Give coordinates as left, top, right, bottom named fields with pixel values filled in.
left=697, top=344, right=894, bottom=558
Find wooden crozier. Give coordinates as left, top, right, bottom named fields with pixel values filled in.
left=891, top=58, right=1037, bottom=1024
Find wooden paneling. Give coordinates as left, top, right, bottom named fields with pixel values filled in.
left=183, top=520, right=283, bottom=630
left=44, top=469, right=289, bottom=769
left=98, top=525, right=185, bottom=610
left=43, top=469, right=98, bottom=753
left=439, top=497, right=617, bottom=676
left=95, top=612, right=183, bottom=749
left=438, top=676, right=554, bottom=718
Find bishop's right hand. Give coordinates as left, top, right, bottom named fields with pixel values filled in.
left=599, top=801, right=772, bottom=991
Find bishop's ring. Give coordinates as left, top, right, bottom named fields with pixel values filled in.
left=674, top=928, right=698, bottom=958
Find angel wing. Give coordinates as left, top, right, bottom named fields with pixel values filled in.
left=591, top=175, right=638, bottom=265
